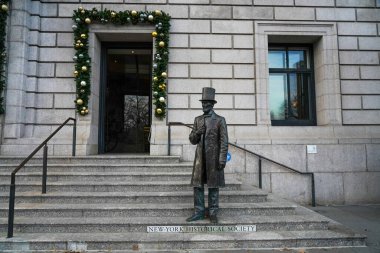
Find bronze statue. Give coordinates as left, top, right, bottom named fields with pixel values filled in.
left=186, top=87, right=228, bottom=224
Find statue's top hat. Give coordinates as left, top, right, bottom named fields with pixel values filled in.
left=199, top=87, right=217, bottom=104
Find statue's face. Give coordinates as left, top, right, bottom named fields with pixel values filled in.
left=202, top=101, right=214, bottom=114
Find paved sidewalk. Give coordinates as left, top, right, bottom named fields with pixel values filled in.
left=307, top=204, right=380, bottom=253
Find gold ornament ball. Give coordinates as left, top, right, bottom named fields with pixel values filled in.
left=153, top=76, right=158, bottom=82
left=76, top=99, right=84, bottom=105
left=158, top=84, right=163, bottom=89
left=161, top=72, right=167, bottom=78
left=159, top=41, right=165, bottom=47
left=148, top=15, right=154, bottom=21
left=81, top=10, right=85, bottom=14
left=159, top=97, right=165, bottom=103
left=111, top=12, right=116, bottom=17
left=1, top=4, right=8, bottom=11
left=131, top=10, right=137, bottom=16
left=82, top=106, right=87, bottom=110
left=85, top=18, right=91, bottom=24
left=78, top=6, right=83, bottom=11
left=80, top=34, right=87, bottom=39
left=155, top=10, right=162, bottom=16
left=81, top=66, right=88, bottom=71
left=75, top=43, right=80, bottom=48
left=77, top=40, right=81, bottom=43
left=85, top=109, right=89, bottom=113
left=74, top=70, right=79, bottom=76
left=156, top=108, right=162, bottom=114
left=151, top=31, right=157, bottom=37
left=79, top=43, right=84, bottom=47
left=80, top=110, right=85, bottom=115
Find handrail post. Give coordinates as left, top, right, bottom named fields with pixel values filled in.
left=311, top=173, right=316, bottom=207
left=72, top=118, right=76, bottom=157
left=258, top=158, right=262, bottom=189
left=168, top=123, right=171, bottom=156
left=42, top=144, right=48, bottom=194
left=7, top=173, right=16, bottom=238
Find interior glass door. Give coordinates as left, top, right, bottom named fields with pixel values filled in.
left=102, top=46, right=152, bottom=153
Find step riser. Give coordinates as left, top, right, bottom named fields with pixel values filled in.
left=1, top=175, right=192, bottom=182
left=0, top=184, right=240, bottom=192
left=0, top=222, right=328, bottom=233
left=0, top=238, right=366, bottom=251
left=0, top=157, right=180, bottom=165
left=95, top=239, right=364, bottom=250
left=0, top=166, right=192, bottom=173
left=0, top=195, right=267, bottom=204
left=0, top=208, right=296, bottom=218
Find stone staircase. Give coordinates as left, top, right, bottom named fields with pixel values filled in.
left=0, top=155, right=366, bottom=252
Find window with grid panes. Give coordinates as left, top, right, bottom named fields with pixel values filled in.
left=268, top=44, right=316, bottom=126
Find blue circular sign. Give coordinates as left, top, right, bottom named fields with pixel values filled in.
left=227, top=152, right=231, bottom=162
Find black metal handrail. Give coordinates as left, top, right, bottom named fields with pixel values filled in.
left=7, top=117, right=77, bottom=238
left=167, top=121, right=316, bottom=207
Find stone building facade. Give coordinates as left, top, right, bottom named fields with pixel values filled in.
left=0, top=0, right=379, bottom=205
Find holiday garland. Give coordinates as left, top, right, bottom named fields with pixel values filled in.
left=0, top=1, right=9, bottom=115
left=72, top=7, right=170, bottom=118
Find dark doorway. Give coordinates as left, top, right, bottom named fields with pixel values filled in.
left=99, top=43, right=152, bottom=154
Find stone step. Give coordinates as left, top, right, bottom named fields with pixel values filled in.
left=0, top=202, right=297, bottom=218
left=0, top=154, right=366, bottom=252
left=0, top=171, right=197, bottom=182
left=0, top=214, right=330, bottom=234
left=0, top=230, right=366, bottom=251
left=0, top=163, right=193, bottom=172
left=0, top=180, right=241, bottom=192
left=0, top=155, right=181, bottom=165
left=0, top=190, right=268, bottom=204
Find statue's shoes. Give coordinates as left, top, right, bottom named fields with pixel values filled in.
left=186, top=213, right=205, bottom=222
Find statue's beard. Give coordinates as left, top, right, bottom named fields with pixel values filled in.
left=203, top=108, right=212, bottom=114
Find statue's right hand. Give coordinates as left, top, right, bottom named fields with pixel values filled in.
left=196, top=126, right=206, bottom=135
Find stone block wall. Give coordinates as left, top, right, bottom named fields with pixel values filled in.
left=0, top=0, right=379, bottom=204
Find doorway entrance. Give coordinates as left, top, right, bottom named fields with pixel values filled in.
left=99, top=43, right=152, bottom=154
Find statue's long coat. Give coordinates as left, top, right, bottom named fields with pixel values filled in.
left=189, top=111, right=228, bottom=188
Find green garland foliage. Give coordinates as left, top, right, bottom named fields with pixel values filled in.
left=0, top=0, right=9, bottom=115
left=72, top=7, right=170, bottom=118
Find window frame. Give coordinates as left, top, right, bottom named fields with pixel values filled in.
left=268, top=43, right=317, bottom=126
